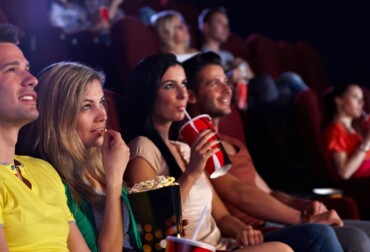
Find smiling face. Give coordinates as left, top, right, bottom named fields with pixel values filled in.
left=151, top=64, right=188, bottom=125
left=335, top=84, right=364, bottom=119
left=0, top=43, right=38, bottom=128
left=191, top=64, right=232, bottom=117
left=76, top=79, right=107, bottom=148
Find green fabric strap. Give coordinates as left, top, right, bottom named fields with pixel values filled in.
left=64, top=185, right=143, bottom=252
left=122, top=187, right=143, bottom=251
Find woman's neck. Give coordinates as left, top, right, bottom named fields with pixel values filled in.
left=334, top=114, right=353, bottom=130
left=168, top=43, right=190, bottom=54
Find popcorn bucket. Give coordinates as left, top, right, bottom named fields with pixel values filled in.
left=128, top=182, right=182, bottom=251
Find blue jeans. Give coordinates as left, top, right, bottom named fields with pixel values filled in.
left=264, top=223, right=343, bottom=252
left=248, top=72, right=309, bottom=107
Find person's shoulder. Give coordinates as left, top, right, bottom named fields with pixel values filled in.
left=325, top=122, right=345, bottom=134
left=129, top=136, right=156, bottom=148
left=218, top=133, right=242, bottom=145
left=15, top=155, right=54, bottom=169
left=15, top=155, right=60, bottom=177
left=129, top=136, right=161, bottom=157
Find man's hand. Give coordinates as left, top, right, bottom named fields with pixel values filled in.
left=303, top=200, right=328, bottom=215
left=310, top=209, right=344, bottom=226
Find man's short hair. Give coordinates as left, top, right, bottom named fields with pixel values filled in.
left=0, top=23, right=22, bottom=44
left=198, top=7, right=227, bottom=32
left=182, top=51, right=222, bottom=93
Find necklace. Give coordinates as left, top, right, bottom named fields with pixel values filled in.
left=0, top=159, right=31, bottom=188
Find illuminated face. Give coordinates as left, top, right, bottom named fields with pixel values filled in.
left=0, top=43, right=39, bottom=127
left=151, top=64, right=188, bottom=124
left=336, top=85, right=364, bottom=118
left=76, top=80, right=107, bottom=148
left=206, top=12, right=230, bottom=43
left=194, top=64, right=232, bottom=117
left=172, top=16, right=191, bottom=45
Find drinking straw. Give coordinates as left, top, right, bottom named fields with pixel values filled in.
left=183, top=108, right=199, bottom=133
left=183, top=108, right=192, bottom=121
left=362, top=111, right=368, bottom=118
left=191, top=206, right=208, bottom=240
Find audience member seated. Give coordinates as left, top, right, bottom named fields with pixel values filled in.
left=19, top=62, right=142, bottom=252
left=183, top=52, right=370, bottom=251
left=0, top=23, right=90, bottom=252
left=198, top=7, right=308, bottom=108
left=48, top=0, right=124, bottom=45
left=323, top=83, right=370, bottom=180
left=150, top=10, right=198, bottom=62
left=123, top=53, right=293, bottom=252
left=49, top=0, right=91, bottom=34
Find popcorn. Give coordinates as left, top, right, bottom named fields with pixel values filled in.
left=100, top=128, right=107, bottom=137
left=129, top=175, right=179, bottom=193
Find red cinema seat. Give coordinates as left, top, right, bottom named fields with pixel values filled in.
left=246, top=33, right=280, bottom=78
left=296, top=41, right=330, bottom=94
left=111, top=16, right=160, bottom=91
left=221, top=32, right=251, bottom=63
left=0, top=8, right=7, bottom=23
left=104, top=89, right=125, bottom=133
left=219, top=103, right=246, bottom=145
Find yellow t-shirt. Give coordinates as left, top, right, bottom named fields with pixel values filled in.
left=0, top=155, right=74, bottom=252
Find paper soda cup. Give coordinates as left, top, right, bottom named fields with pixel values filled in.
left=179, top=114, right=232, bottom=179
left=165, top=236, right=215, bottom=252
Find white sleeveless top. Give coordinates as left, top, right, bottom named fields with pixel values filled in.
left=129, top=136, right=236, bottom=250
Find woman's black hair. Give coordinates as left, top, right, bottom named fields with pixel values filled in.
left=124, top=53, right=183, bottom=179
left=323, top=82, right=360, bottom=125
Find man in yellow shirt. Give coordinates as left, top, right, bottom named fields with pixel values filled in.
left=0, top=23, right=90, bottom=252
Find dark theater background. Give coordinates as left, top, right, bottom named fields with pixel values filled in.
left=1, top=0, right=370, bottom=88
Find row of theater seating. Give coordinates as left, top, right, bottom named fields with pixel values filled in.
left=103, top=88, right=361, bottom=220
left=110, top=15, right=331, bottom=96
left=0, top=1, right=332, bottom=96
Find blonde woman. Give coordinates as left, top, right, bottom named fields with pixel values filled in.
left=19, top=62, right=141, bottom=252
left=151, top=10, right=198, bottom=62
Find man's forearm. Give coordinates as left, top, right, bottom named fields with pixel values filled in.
left=211, top=176, right=302, bottom=225
left=270, top=190, right=311, bottom=210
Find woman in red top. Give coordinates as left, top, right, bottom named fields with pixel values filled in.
left=324, top=83, right=370, bottom=180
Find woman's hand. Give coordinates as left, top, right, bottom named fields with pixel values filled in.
left=301, top=200, right=328, bottom=215
left=102, top=130, right=130, bottom=189
left=236, top=225, right=264, bottom=247
left=185, top=129, right=219, bottom=179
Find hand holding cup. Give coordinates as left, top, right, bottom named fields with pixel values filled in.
left=180, top=114, right=232, bottom=179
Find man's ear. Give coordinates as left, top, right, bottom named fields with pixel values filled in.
left=187, top=89, right=197, bottom=104
left=202, top=23, right=210, bottom=35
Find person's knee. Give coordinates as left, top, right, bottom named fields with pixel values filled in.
left=276, top=71, right=309, bottom=95
left=248, top=73, right=279, bottom=105
left=334, top=226, right=370, bottom=251
left=271, top=242, right=294, bottom=252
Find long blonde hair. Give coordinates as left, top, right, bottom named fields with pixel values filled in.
left=150, top=10, right=185, bottom=53
left=20, top=62, right=106, bottom=204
